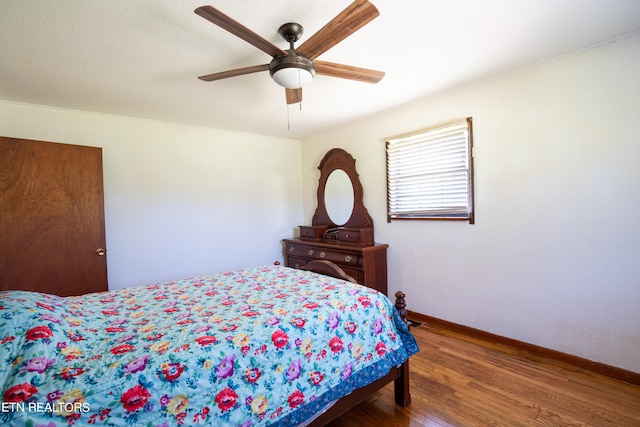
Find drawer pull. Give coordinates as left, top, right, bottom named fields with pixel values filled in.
left=319, top=251, right=326, bottom=258
left=308, top=250, right=315, bottom=256
left=345, top=255, right=352, bottom=262
left=289, top=246, right=295, bottom=253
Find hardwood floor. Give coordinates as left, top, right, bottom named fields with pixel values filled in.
left=327, top=322, right=640, bottom=426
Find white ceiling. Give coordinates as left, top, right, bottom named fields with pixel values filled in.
left=2, top=1, right=640, bottom=140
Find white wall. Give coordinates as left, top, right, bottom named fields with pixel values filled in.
left=0, top=102, right=303, bottom=289
left=301, top=33, right=640, bottom=373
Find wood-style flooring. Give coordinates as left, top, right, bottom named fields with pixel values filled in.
left=327, top=322, right=640, bottom=426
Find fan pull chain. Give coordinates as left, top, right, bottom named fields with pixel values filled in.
left=286, top=101, right=303, bottom=131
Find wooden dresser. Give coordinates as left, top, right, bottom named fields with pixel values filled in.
left=283, top=238, right=388, bottom=295
left=284, top=148, right=388, bottom=295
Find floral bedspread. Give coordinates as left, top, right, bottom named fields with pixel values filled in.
left=0, top=265, right=418, bottom=426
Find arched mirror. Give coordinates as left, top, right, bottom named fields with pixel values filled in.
left=311, top=148, right=373, bottom=231
left=324, top=169, right=354, bottom=226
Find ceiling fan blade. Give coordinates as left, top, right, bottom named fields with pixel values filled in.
left=195, top=6, right=286, bottom=58
left=314, top=61, right=384, bottom=83
left=286, top=88, right=302, bottom=105
left=296, top=0, right=379, bottom=60
left=198, top=64, right=270, bottom=82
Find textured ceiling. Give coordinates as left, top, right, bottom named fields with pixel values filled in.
left=1, top=0, right=640, bottom=139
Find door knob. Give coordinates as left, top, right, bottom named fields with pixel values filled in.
left=96, top=248, right=106, bottom=256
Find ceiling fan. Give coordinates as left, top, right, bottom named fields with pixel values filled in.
left=195, top=0, right=384, bottom=105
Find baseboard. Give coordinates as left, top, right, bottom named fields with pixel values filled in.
left=407, top=310, right=640, bottom=387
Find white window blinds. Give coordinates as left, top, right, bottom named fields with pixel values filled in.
left=386, top=118, right=474, bottom=223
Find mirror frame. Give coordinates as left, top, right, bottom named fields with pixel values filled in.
left=312, top=148, right=374, bottom=229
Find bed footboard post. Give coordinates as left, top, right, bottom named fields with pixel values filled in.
left=394, top=291, right=409, bottom=327
left=393, top=291, right=412, bottom=406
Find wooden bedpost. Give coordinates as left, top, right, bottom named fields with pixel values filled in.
left=393, top=291, right=412, bottom=406
left=394, top=291, right=410, bottom=327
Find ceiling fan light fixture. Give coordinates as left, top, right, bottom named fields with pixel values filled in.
left=270, top=53, right=315, bottom=89
left=272, top=67, right=314, bottom=89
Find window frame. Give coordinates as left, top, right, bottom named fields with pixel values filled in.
left=386, top=117, right=475, bottom=224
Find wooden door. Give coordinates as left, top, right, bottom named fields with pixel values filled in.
left=0, top=136, right=108, bottom=296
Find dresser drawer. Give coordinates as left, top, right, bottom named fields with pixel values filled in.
left=338, top=227, right=373, bottom=245
left=320, top=249, right=361, bottom=266
left=337, top=228, right=360, bottom=243
left=285, top=243, right=361, bottom=266
left=287, top=256, right=310, bottom=270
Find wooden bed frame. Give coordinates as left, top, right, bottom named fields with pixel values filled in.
left=297, top=260, right=413, bottom=425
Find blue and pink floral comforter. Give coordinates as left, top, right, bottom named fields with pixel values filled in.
left=0, top=265, right=418, bottom=426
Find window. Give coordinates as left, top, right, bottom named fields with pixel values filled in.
left=386, top=117, right=474, bottom=223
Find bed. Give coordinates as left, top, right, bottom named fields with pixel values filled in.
left=0, top=263, right=418, bottom=426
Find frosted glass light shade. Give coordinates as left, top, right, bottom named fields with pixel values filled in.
left=272, top=67, right=314, bottom=89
